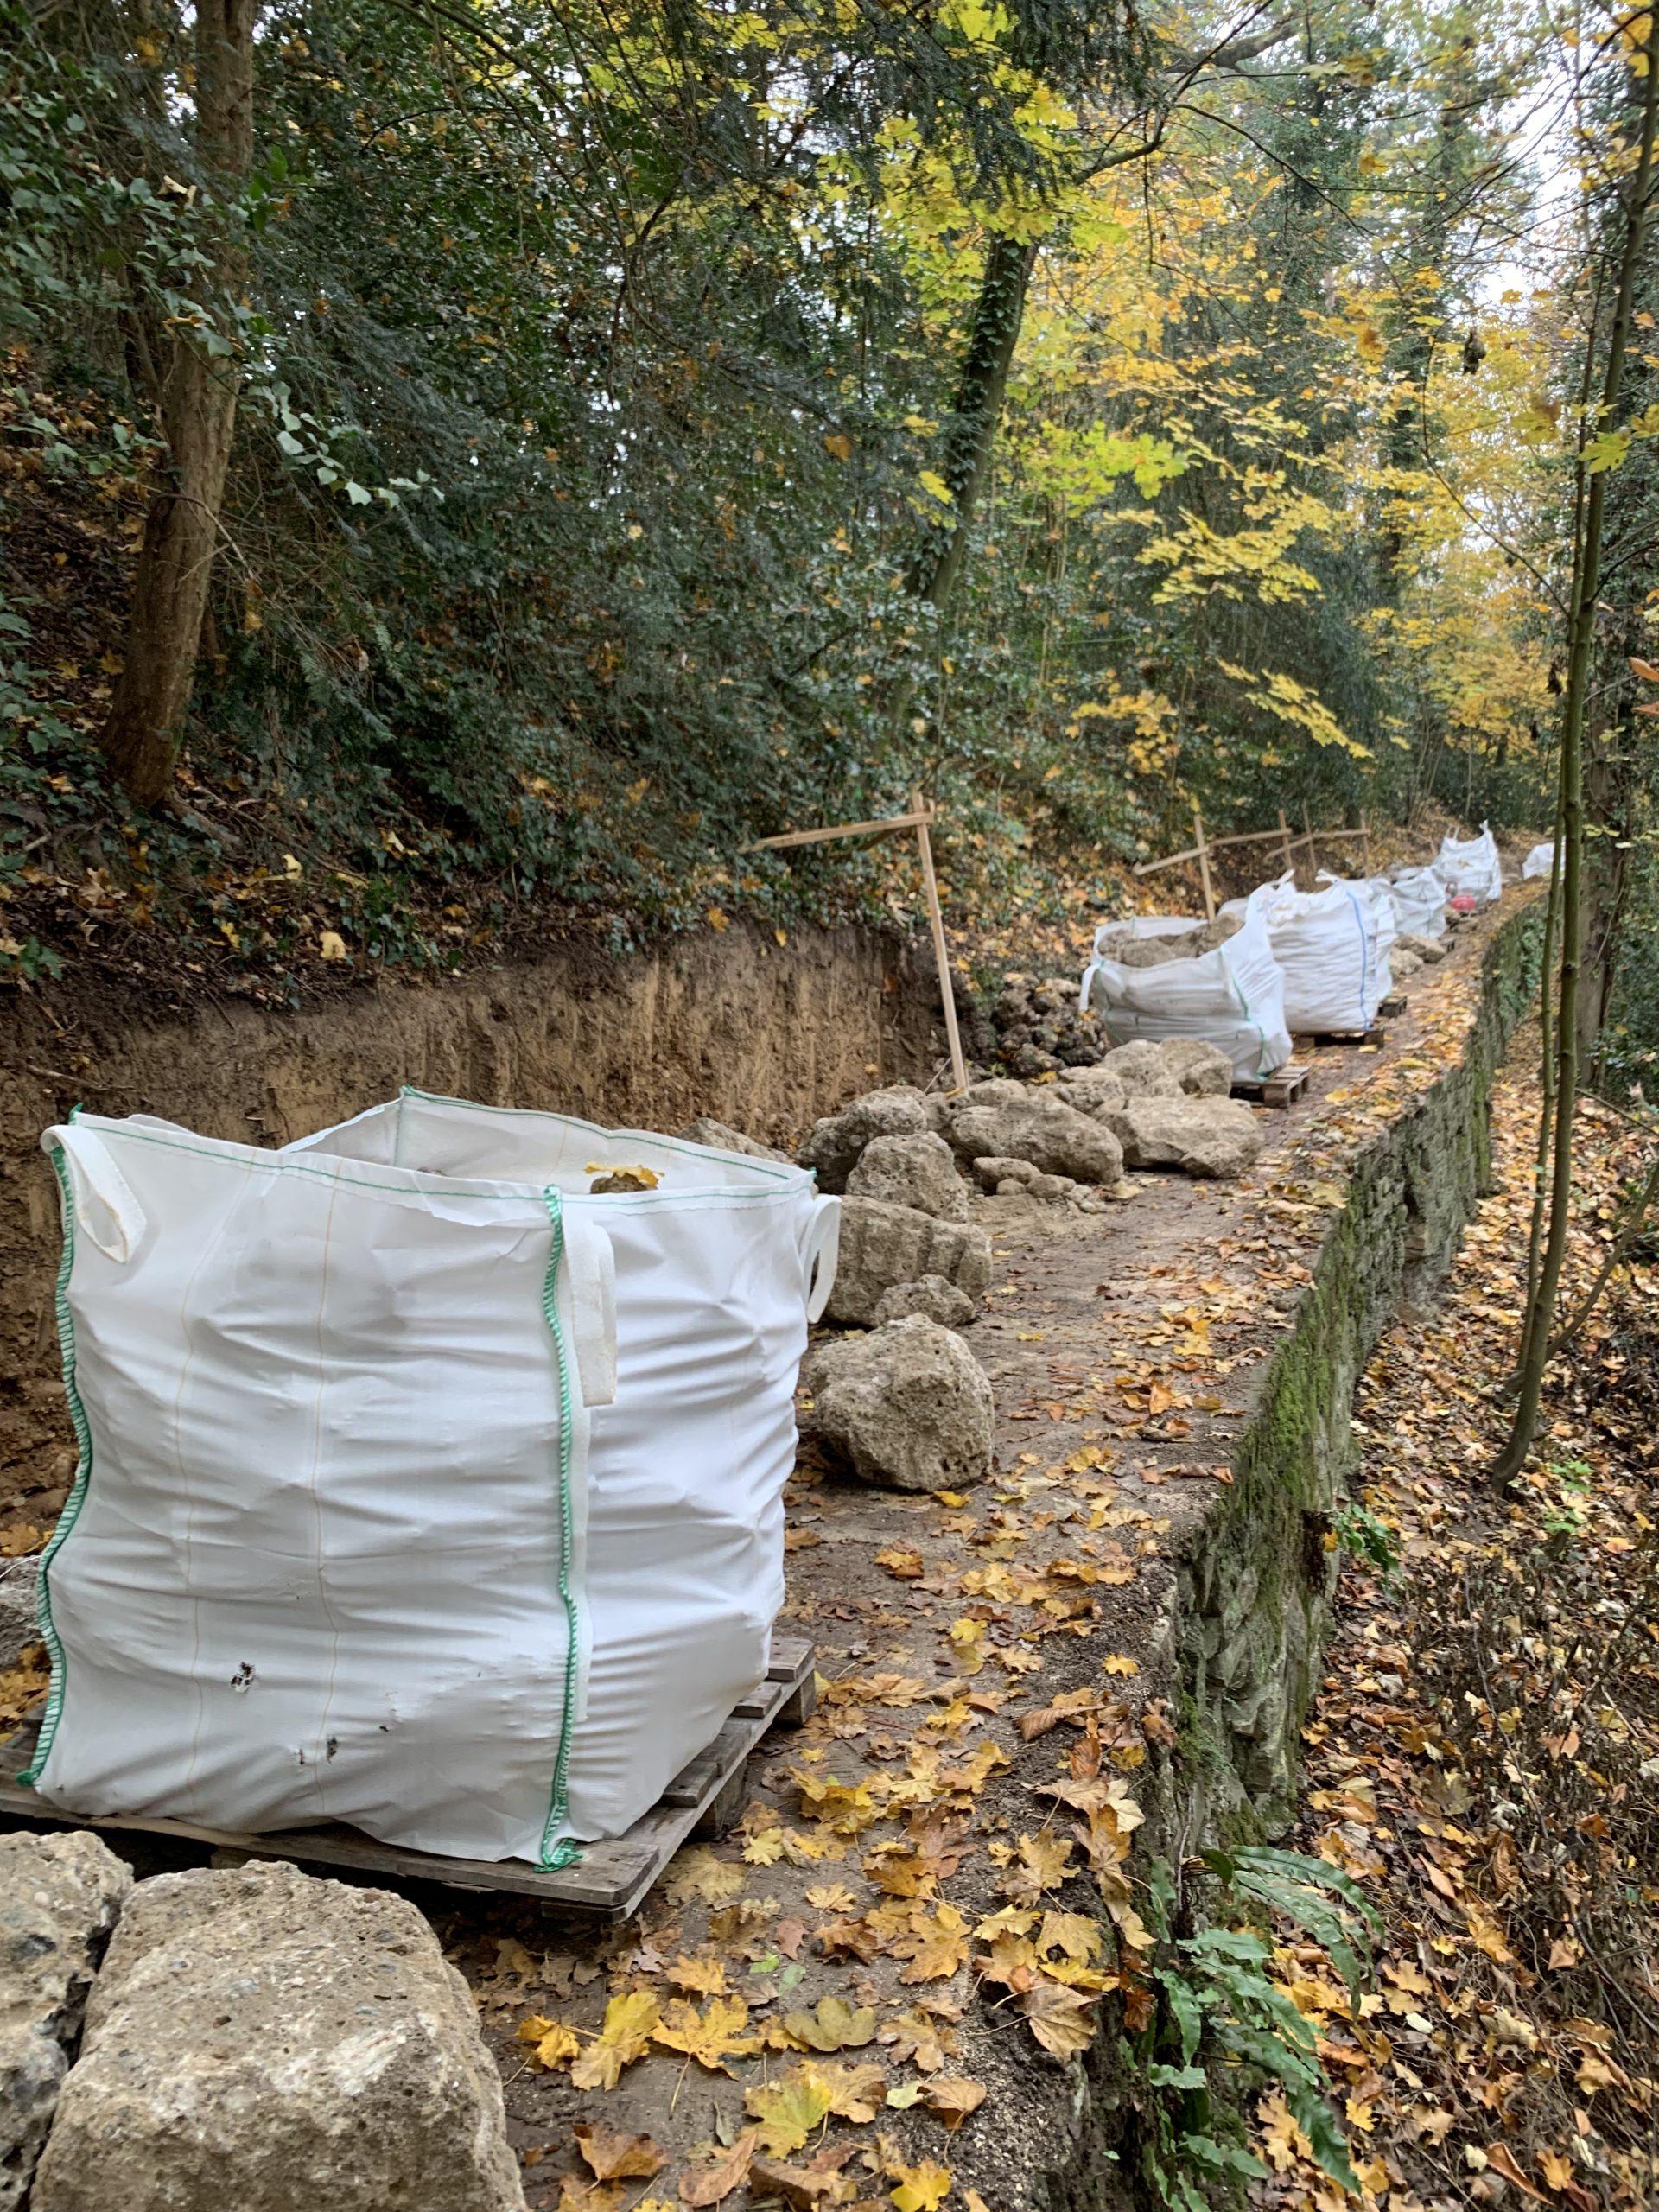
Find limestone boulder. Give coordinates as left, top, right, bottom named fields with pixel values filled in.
left=824, top=1198, right=992, bottom=1325
left=970, top=1157, right=1077, bottom=1203
left=1390, top=947, right=1422, bottom=979
left=677, top=1118, right=790, bottom=1162
left=944, top=1094, right=1123, bottom=1185
left=846, top=1131, right=969, bottom=1222
left=802, top=1316, right=995, bottom=1493
left=0, top=1558, right=39, bottom=1671
left=1395, top=932, right=1446, bottom=964
left=1159, top=1039, right=1233, bottom=1098
left=29, top=1860, right=525, bottom=2212
left=0, top=1830, right=133, bottom=2212
left=1054, top=1066, right=1128, bottom=1116
left=1097, top=1040, right=1182, bottom=1098
left=872, top=1276, right=977, bottom=1330
left=1108, top=1097, right=1264, bottom=1179
left=797, top=1087, right=934, bottom=1192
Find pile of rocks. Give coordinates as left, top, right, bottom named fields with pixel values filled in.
left=2, top=1839, right=526, bottom=2212
left=988, top=974, right=1108, bottom=1076
left=786, top=1043, right=1265, bottom=1494
left=1087, top=914, right=1242, bottom=968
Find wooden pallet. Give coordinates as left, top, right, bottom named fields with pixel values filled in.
left=1297, top=1027, right=1387, bottom=1051
left=0, top=1638, right=817, bottom=1924
left=1376, top=995, right=1407, bottom=1020
left=1231, top=1061, right=1311, bottom=1108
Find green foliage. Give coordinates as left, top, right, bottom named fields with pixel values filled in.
left=0, top=0, right=1560, bottom=986
left=1332, top=1497, right=1402, bottom=1582
left=1126, top=1846, right=1379, bottom=2208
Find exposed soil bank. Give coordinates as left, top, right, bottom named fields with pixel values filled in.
left=0, top=919, right=941, bottom=1516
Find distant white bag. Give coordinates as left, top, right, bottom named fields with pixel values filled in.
left=1389, top=865, right=1448, bottom=938
left=1436, top=823, right=1503, bottom=906
left=1256, top=875, right=1393, bottom=1033
left=29, top=1096, right=836, bottom=1864
left=1522, top=841, right=1556, bottom=881
left=1079, top=898, right=1292, bottom=1080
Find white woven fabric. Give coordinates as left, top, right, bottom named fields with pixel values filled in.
left=29, top=1096, right=836, bottom=1862
left=1080, top=899, right=1292, bottom=1080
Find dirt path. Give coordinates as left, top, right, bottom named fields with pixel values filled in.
left=422, top=909, right=1516, bottom=2212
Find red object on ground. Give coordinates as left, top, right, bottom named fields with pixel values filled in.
left=1449, top=893, right=1478, bottom=914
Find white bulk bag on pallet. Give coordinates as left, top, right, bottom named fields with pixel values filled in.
left=1389, top=864, right=1449, bottom=938
left=28, top=1097, right=836, bottom=1865
left=1255, top=874, right=1393, bottom=1033
left=1079, top=899, right=1292, bottom=1080
left=1522, top=841, right=1556, bottom=880
left=1435, top=823, right=1503, bottom=906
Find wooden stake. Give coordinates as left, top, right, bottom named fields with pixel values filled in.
left=1193, top=808, right=1216, bottom=921
left=1360, top=809, right=1373, bottom=878
left=1279, top=807, right=1294, bottom=877
left=912, top=791, right=969, bottom=1094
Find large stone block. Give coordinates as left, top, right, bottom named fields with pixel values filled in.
left=823, top=1198, right=991, bottom=1326
left=846, top=1131, right=969, bottom=1221
left=29, top=1860, right=525, bottom=2212
left=0, top=1829, right=133, bottom=2212
left=797, top=1087, right=935, bottom=1192
left=803, top=1315, right=995, bottom=1493
left=1107, top=1097, right=1263, bottom=1179
left=943, top=1094, right=1123, bottom=1185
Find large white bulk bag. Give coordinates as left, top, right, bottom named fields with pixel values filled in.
left=1389, top=865, right=1449, bottom=938
left=1079, top=898, right=1292, bottom=1080
left=1522, top=841, right=1556, bottom=880
left=1436, top=823, right=1503, bottom=906
left=1255, top=875, right=1393, bottom=1033
left=27, top=1097, right=836, bottom=1865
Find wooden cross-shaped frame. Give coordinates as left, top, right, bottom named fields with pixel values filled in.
left=742, top=791, right=969, bottom=1093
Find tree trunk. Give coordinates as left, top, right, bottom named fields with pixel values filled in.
left=100, top=0, right=254, bottom=810
left=1493, top=47, right=1659, bottom=1484
left=906, top=232, right=1039, bottom=612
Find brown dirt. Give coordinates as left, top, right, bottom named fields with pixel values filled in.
left=0, top=918, right=941, bottom=1519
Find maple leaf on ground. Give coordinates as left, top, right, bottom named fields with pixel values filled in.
left=804, top=1882, right=857, bottom=1913
left=781, top=1996, right=877, bottom=2052
left=1015, top=1976, right=1098, bottom=2059
left=887, top=2158, right=953, bottom=2212
left=792, top=1769, right=885, bottom=1835
left=677, top=2130, right=759, bottom=2207
left=810, top=2059, right=887, bottom=2121
left=1000, top=1831, right=1075, bottom=1904
left=878, top=2007, right=959, bottom=2072
left=745, top=2069, right=836, bottom=2155
left=749, top=2154, right=858, bottom=2209
left=923, top=2076, right=987, bottom=2130
left=890, top=1902, right=969, bottom=1985
left=571, top=1993, right=661, bottom=2091
left=517, top=2014, right=581, bottom=2069
left=667, top=1955, right=728, bottom=1996
left=877, top=1546, right=925, bottom=1580
left=651, top=1995, right=759, bottom=2073
left=663, top=1847, right=747, bottom=1905
left=865, top=1847, right=938, bottom=1899
left=573, top=2125, right=666, bottom=2181
left=560, top=2175, right=625, bottom=2212
left=1038, top=1910, right=1102, bottom=1963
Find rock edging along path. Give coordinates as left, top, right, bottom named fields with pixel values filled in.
left=423, top=893, right=1542, bottom=2212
